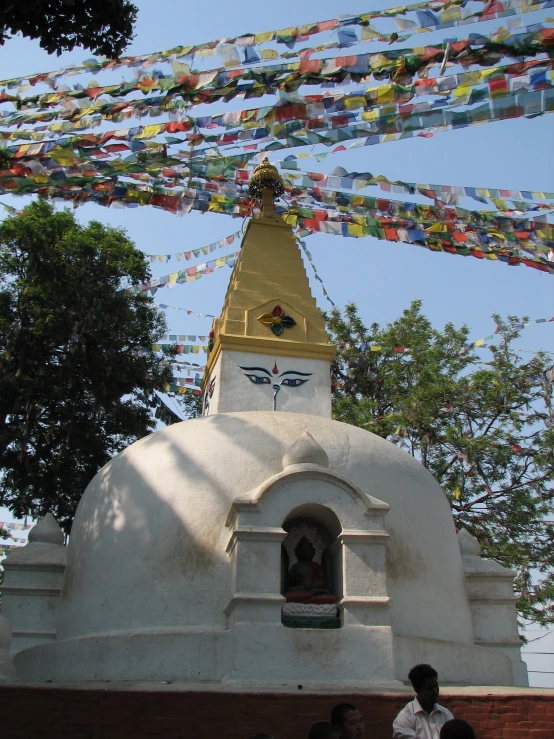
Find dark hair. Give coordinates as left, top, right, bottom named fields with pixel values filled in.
left=440, top=719, right=476, bottom=739
left=309, top=722, right=341, bottom=739
left=408, top=663, right=438, bottom=692
left=331, top=704, right=359, bottom=728
left=249, top=734, right=273, bottom=739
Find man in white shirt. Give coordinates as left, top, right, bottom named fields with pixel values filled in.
left=393, top=664, right=454, bottom=739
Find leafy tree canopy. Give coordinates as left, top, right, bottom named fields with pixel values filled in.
left=0, top=0, right=137, bottom=57
left=0, top=200, right=173, bottom=531
left=326, top=301, right=554, bottom=626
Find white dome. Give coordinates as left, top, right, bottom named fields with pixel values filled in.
left=57, top=411, right=471, bottom=644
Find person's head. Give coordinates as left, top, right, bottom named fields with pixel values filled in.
left=440, top=719, right=476, bottom=739
left=408, top=664, right=439, bottom=711
left=308, top=722, right=341, bottom=739
left=249, top=734, right=273, bottom=739
left=295, top=537, right=316, bottom=562
left=331, top=704, right=364, bottom=739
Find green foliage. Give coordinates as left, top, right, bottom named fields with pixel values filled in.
left=0, top=0, right=137, bottom=57
left=326, top=301, right=554, bottom=626
left=175, top=390, right=204, bottom=420
left=0, top=200, right=173, bottom=531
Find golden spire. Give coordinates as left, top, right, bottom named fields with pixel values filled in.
left=201, top=161, right=334, bottom=391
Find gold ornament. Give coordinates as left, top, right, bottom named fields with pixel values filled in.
left=248, top=157, right=285, bottom=200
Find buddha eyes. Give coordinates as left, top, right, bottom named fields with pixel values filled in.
left=281, top=377, right=309, bottom=387
left=244, top=374, right=271, bottom=385
left=243, top=375, right=309, bottom=387
left=239, top=366, right=312, bottom=390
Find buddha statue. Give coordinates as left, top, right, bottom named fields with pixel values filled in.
left=284, top=536, right=338, bottom=605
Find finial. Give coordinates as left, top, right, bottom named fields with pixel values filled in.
left=457, top=528, right=481, bottom=557
left=28, top=513, right=65, bottom=546
left=248, top=157, right=285, bottom=215
left=282, top=431, right=329, bottom=469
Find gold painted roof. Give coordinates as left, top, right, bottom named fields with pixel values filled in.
left=203, top=205, right=334, bottom=387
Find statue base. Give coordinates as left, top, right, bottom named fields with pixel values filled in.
left=282, top=615, right=341, bottom=629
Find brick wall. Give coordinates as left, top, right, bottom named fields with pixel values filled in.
left=0, top=686, right=552, bottom=739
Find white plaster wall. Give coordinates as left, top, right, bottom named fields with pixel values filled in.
left=205, top=350, right=332, bottom=417
left=54, top=412, right=472, bottom=648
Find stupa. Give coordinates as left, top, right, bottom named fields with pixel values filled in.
left=1, top=160, right=528, bottom=691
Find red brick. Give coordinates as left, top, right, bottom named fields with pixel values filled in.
left=0, top=687, right=552, bottom=739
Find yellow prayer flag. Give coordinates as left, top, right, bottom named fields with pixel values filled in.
left=376, top=86, right=395, bottom=104
left=254, top=31, right=274, bottom=43
left=362, top=109, right=379, bottom=121
left=345, top=96, right=366, bottom=110
left=426, top=222, right=445, bottom=233
left=441, top=7, right=461, bottom=22
left=260, top=49, right=278, bottom=60
left=361, top=27, right=379, bottom=41
left=494, top=27, right=512, bottom=42
left=453, top=85, right=471, bottom=99
left=135, top=124, right=164, bottom=140
left=347, top=223, right=364, bottom=238
left=49, top=147, right=78, bottom=165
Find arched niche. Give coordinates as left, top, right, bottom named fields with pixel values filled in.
left=281, top=505, right=343, bottom=629
left=224, top=457, right=391, bottom=632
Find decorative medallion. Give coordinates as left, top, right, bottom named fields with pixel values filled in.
left=258, top=305, right=296, bottom=337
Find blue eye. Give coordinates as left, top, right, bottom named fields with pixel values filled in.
left=244, top=374, right=271, bottom=385
left=281, top=377, right=309, bottom=387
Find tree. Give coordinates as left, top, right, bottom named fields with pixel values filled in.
left=0, top=0, right=137, bottom=57
left=326, top=301, right=554, bottom=626
left=0, top=200, right=173, bottom=531
left=151, top=388, right=203, bottom=426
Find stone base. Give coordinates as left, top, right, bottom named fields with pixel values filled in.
left=0, top=684, right=552, bottom=739
left=281, top=615, right=341, bottom=629
left=13, top=627, right=518, bottom=687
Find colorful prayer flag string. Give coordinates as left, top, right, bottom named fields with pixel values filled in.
left=462, top=315, right=554, bottom=351
left=154, top=303, right=215, bottom=317
left=144, top=231, right=241, bottom=262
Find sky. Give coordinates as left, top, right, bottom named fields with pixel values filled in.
left=0, top=0, right=553, bottom=686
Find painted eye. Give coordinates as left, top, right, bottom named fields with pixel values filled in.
left=280, top=378, right=309, bottom=387
left=244, top=374, right=271, bottom=385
